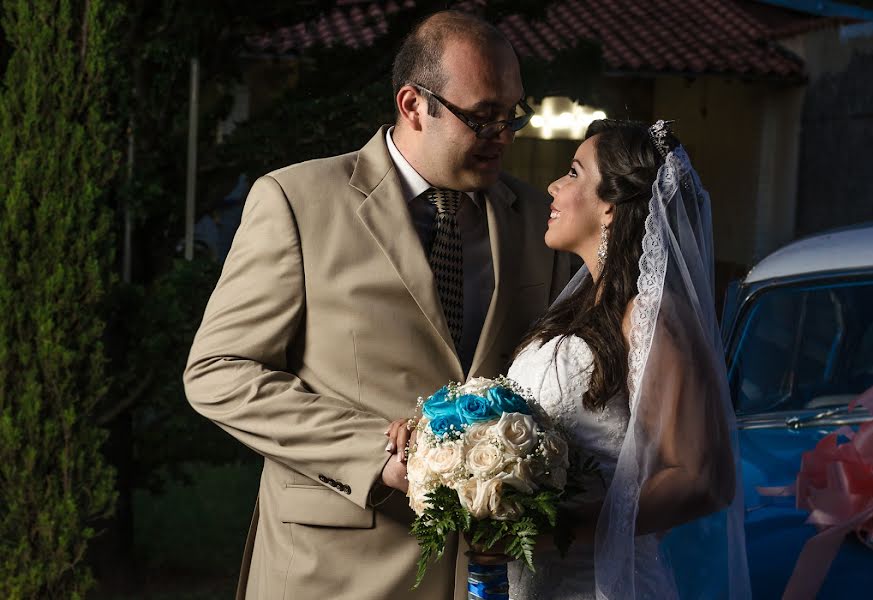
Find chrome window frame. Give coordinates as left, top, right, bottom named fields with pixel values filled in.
left=723, top=267, right=873, bottom=429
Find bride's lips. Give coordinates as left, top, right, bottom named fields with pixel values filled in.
left=548, top=205, right=561, bottom=223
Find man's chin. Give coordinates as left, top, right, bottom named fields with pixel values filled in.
left=462, top=168, right=501, bottom=191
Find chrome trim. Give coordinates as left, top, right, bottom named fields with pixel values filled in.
left=737, top=407, right=872, bottom=430
left=724, top=269, right=873, bottom=361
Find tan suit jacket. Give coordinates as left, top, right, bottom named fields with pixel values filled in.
left=184, top=126, right=570, bottom=599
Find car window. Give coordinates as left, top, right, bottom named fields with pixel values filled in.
left=729, top=279, right=873, bottom=415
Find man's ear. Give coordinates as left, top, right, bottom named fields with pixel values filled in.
left=396, top=85, right=425, bottom=132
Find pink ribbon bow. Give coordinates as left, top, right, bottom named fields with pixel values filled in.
left=757, top=387, right=873, bottom=600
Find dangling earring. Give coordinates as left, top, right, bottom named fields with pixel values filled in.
left=596, top=223, right=608, bottom=276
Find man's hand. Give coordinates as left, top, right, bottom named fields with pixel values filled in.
left=380, top=455, right=408, bottom=492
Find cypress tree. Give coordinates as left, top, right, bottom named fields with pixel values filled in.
left=0, top=1, right=120, bottom=596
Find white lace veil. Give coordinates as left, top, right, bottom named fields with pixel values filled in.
left=557, top=123, right=751, bottom=599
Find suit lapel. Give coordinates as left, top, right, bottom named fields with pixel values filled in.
left=469, top=178, right=520, bottom=376
left=352, top=128, right=462, bottom=377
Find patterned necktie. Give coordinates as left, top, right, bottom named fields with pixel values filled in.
left=426, top=188, right=464, bottom=352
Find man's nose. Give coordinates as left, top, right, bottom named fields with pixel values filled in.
left=494, top=125, right=515, bottom=146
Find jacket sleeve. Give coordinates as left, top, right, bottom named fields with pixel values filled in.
left=183, top=175, right=391, bottom=509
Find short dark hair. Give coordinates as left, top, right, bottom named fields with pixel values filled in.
left=391, top=10, right=511, bottom=117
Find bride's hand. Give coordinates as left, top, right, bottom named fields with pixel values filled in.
left=384, top=418, right=417, bottom=463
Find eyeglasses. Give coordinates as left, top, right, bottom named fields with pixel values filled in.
left=413, top=84, right=534, bottom=140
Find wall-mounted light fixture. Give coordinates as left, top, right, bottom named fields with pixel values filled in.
left=518, top=97, right=607, bottom=140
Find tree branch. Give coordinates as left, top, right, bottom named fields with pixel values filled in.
left=98, top=370, right=154, bottom=425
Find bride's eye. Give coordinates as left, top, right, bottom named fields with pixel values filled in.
left=568, top=167, right=578, bottom=178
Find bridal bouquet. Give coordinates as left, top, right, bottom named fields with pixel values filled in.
left=407, top=376, right=570, bottom=587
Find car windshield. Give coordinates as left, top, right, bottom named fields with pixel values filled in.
left=728, top=278, right=873, bottom=415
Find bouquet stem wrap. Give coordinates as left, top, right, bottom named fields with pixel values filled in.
left=467, top=560, right=509, bottom=600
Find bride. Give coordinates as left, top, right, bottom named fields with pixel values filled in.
left=387, top=119, right=751, bottom=599
left=505, top=119, right=749, bottom=599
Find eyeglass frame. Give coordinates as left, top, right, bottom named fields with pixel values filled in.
left=412, top=84, right=534, bottom=140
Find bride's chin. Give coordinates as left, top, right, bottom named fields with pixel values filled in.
left=544, top=230, right=564, bottom=252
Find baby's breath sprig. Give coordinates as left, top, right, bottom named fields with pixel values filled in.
left=444, top=381, right=462, bottom=400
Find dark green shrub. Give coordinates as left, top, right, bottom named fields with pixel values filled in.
left=0, top=1, right=121, bottom=596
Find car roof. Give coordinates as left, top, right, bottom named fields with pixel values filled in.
left=745, top=222, right=873, bottom=284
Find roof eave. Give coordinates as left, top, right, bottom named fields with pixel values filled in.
left=603, top=67, right=807, bottom=85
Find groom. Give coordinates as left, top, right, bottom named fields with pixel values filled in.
left=184, top=10, right=569, bottom=600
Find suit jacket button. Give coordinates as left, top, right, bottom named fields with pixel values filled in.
left=318, top=474, right=328, bottom=483
left=343, top=485, right=352, bottom=494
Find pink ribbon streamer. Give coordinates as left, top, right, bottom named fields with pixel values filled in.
left=757, top=386, right=873, bottom=600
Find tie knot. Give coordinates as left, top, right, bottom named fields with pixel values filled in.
left=426, top=189, right=462, bottom=215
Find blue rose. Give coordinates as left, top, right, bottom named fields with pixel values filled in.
left=487, top=386, right=532, bottom=415
left=429, top=413, right=463, bottom=437
left=456, top=394, right=499, bottom=425
left=423, top=387, right=458, bottom=420
left=429, top=386, right=449, bottom=403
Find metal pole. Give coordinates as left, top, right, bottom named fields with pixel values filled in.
left=123, top=113, right=134, bottom=283
left=184, top=57, right=199, bottom=261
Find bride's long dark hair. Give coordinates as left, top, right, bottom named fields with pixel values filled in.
left=516, top=119, right=672, bottom=410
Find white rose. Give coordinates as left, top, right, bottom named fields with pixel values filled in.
left=456, top=478, right=479, bottom=516
left=492, top=495, right=524, bottom=521
left=477, top=478, right=525, bottom=521
left=407, top=480, right=433, bottom=516
left=457, top=376, right=494, bottom=396
left=496, top=459, right=537, bottom=494
left=493, top=412, right=537, bottom=456
left=406, top=452, right=438, bottom=487
left=473, top=478, right=502, bottom=519
left=539, top=431, right=570, bottom=470
left=463, top=422, right=493, bottom=448
left=458, top=478, right=524, bottom=521
left=424, top=440, right=466, bottom=484
left=466, top=441, right=509, bottom=479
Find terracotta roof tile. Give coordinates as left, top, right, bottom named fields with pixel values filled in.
left=251, top=0, right=810, bottom=79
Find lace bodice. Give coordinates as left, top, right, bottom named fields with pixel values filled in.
left=508, top=335, right=629, bottom=486
left=506, top=335, right=631, bottom=599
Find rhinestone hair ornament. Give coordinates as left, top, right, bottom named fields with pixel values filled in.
left=648, top=119, right=676, bottom=158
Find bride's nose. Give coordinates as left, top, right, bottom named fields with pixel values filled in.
left=547, top=179, right=561, bottom=198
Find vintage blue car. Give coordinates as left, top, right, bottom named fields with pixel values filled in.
left=721, top=223, right=873, bottom=597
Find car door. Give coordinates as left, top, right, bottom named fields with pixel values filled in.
left=725, top=276, right=873, bottom=598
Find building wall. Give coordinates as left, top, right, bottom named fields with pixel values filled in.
left=653, top=76, right=803, bottom=266
left=785, top=23, right=873, bottom=236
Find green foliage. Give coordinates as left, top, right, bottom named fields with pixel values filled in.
left=410, top=486, right=472, bottom=587
left=0, top=0, right=122, bottom=596
left=108, top=258, right=250, bottom=492
left=216, top=81, right=395, bottom=177
left=409, top=485, right=562, bottom=588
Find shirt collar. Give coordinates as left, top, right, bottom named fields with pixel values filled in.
left=386, top=127, right=480, bottom=208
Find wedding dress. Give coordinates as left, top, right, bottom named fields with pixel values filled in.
left=506, top=335, right=663, bottom=600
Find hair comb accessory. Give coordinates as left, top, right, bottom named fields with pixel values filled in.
left=648, top=119, right=676, bottom=158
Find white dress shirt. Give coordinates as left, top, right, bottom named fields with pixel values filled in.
left=385, top=127, right=494, bottom=375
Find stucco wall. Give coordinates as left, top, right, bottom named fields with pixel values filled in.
left=654, top=76, right=805, bottom=265
left=788, top=24, right=873, bottom=236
